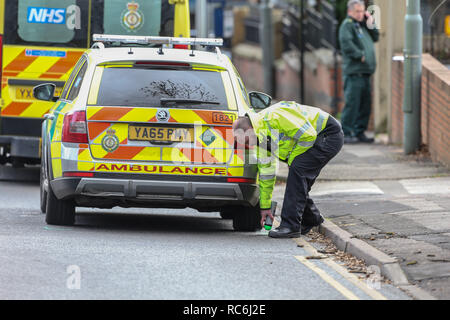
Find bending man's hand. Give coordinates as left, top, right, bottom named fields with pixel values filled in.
left=260, top=209, right=274, bottom=228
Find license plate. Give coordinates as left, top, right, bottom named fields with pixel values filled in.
left=15, top=87, right=62, bottom=100
left=129, top=125, right=194, bottom=142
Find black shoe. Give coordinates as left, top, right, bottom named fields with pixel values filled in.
left=356, top=133, right=374, bottom=144
left=344, top=136, right=359, bottom=144
left=268, top=227, right=301, bottom=239
left=301, top=215, right=325, bottom=235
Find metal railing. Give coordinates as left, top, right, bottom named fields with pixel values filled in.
left=281, top=0, right=339, bottom=113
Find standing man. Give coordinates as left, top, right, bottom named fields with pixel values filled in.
left=233, top=102, right=344, bottom=238
left=339, top=0, right=379, bottom=144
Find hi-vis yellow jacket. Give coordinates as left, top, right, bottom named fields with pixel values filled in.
left=247, top=101, right=330, bottom=209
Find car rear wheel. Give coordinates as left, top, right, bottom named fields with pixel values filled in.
left=220, top=208, right=235, bottom=220
left=39, top=146, right=48, bottom=214
left=232, top=206, right=261, bottom=232
left=39, top=163, right=47, bottom=214
left=45, top=182, right=76, bottom=226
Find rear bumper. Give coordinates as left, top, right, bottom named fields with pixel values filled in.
left=51, top=177, right=259, bottom=210
left=0, top=116, right=43, bottom=137
left=0, top=135, right=40, bottom=159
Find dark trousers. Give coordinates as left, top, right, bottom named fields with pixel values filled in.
left=341, top=74, right=372, bottom=137
left=280, top=118, right=344, bottom=231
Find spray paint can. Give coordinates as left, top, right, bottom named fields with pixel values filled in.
left=264, top=201, right=277, bottom=231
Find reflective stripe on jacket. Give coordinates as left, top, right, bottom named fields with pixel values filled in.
left=247, top=101, right=330, bottom=209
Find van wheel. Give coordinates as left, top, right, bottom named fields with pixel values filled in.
left=232, top=206, right=261, bottom=232
left=45, top=182, right=75, bottom=226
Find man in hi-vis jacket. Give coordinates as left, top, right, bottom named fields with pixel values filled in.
left=233, top=102, right=344, bottom=238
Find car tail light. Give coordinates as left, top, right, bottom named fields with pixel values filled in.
left=173, top=44, right=189, bottom=50
left=62, top=111, right=88, bottom=143
left=227, top=178, right=256, bottom=184
left=63, top=172, right=94, bottom=178
left=0, top=34, right=3, bottom=98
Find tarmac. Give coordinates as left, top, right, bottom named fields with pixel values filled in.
left=273, top=135, right=450, bottom=300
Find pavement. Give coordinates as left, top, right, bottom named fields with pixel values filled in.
left=274, top=136, right=450, bottom=299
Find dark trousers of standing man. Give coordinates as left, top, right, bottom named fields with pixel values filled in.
left=341, top=74, right=372, bottom=137
left=280, top=117, right=344, bottom=231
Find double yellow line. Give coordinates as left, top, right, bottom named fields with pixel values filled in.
left=293, top=237, right=388, bottom=300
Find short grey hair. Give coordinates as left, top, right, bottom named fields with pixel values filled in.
left=347, top=0, right=364, bottom=10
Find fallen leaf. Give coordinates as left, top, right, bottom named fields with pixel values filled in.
left=306, top=255, right=327, bottom=260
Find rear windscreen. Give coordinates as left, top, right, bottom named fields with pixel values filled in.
left=4, top=0, right=174, bottom=47
left=93, top=67, right=230, bottom=110
left=4, top=0, right=90, bottom=47
left=91, top=0, right=174, bottom=38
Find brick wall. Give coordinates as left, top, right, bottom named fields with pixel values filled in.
left=391, top=54, right=450, bottom=167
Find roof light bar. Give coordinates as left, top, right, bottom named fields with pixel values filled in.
left=92, top=34, right=223, bottom=47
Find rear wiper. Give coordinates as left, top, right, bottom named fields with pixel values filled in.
left=160, top=98, right=220, bottom=106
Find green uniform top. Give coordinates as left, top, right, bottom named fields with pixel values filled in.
left=247, top=101, right=330, bottom=209
left=338, top=16, right=379, bottom=76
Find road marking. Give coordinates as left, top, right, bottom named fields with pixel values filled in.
left=274, top=215, right=387, bottom=299
left=310, top=181, right=384, bottom=197
left=293, top=238, right=388, bottom=300
left=399, top=177, right=450, bottom=195
left=294, top=256, right=360, bottom=300
left=321, top=258, right=388, bottom=300
left=274, top=220, right=358, bottom=299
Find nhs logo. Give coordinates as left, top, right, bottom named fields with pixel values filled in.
left=27, top=7, right=66, bottom=24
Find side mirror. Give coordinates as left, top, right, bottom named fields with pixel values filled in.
left=249, top=91, right=272, bottom=110
left=33, top=83, right=58, bottom=102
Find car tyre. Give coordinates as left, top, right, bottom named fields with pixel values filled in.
left=39, top=162, right=47, bottom=214
left=220, top=208, right=235, bottom=220
left=232, top=206, right=261, bottom=232
left=45, top=182, right=76, bottom=226
left=40, top=144, right=48, bottom=214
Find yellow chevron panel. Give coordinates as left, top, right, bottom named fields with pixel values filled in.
left=89, top=145, right=109, bottom=158
left=229, top=152, right=245, bottom=166
left=20, top=101, right=52, bottom=118
left=21, top=56, right=60, bottom=77
left=208, top=148, right=232, bottom=163
left=78, top=161, right=95, bottom=172
left=170, top=109, right=205, bottom=124
left=131, top=147, right=161, bottom=161
left=78, top=149, right=93, bottom=161
left=92, top=123, right=127, bottom=144
left=162, top=147, right=191, bottom=162
left=227, top=167, right=245, bottom=177
left=86, top=106, right=103, bottom=120
left=52, top=158, right=63, bottom=178
left=2, top=47, right=23, bottom=66
left=51, top=141, right=61, bottom=159
left=119, top=108, right=156, bottom=122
